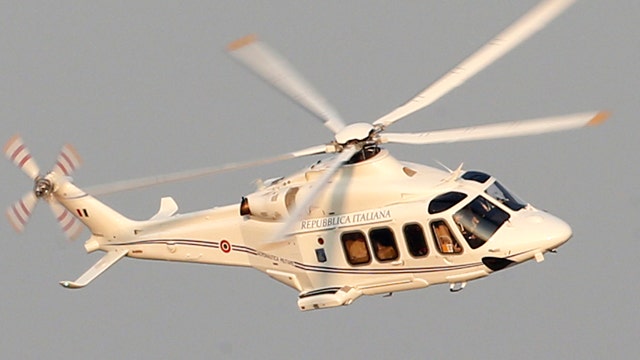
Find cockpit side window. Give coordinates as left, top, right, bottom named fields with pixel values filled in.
left=485, top=181, right=527, bottom=211
left=430, top=220, right=463, bottom=254
left=428, top=192, right=468, bottom=214
left=341, top=231, right=371, bottom=265
left=369, top=227, right=399, bottom=262
left=453, top=196, right=510, bottom=249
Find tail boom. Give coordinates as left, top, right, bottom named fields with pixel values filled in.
left=51, top=174, right=136, bottom=239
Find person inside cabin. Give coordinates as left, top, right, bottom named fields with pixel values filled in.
left=433, top=222, right=462, bottom=254
left=374, top=239, right=398, bottom=261
left=344, top=233, right=370, bottom=264
left=453, top=208, right=487, bottom=250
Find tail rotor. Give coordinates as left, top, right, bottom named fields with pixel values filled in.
left=4, top=134, right=83, bottom=239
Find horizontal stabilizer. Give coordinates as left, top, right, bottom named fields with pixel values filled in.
left=60, top=249, right=128, bottom=289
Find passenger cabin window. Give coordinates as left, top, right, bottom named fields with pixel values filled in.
left=453, top=196, right=510, bottom=249
left=403, top=223, right=428, bottom=257
left=431, top=220, right=463, bottom=254
left=341, top=231, right=371, bottom=265
left=369, top=227, right=399, bottom=262
left=428, top=192, right=468, bottom=214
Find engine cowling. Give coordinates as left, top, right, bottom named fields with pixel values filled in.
left=240, top=186, right=299, bottom=220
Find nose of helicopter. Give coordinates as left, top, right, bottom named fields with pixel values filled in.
left=522, top=211, right=573, bottom=251
left=483, top=212, right=573, bottom=272
left=545, top=214, right=573, bottom=250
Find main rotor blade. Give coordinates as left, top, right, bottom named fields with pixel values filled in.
left=266, top=146, right=359, bottom=243
left=228, top=35, right=346, bottom=134
left=373, top=0, right=576, bottom=129
left=380, top=111, right=609, bottom=145
left=85, top=144, right=330, bottom=196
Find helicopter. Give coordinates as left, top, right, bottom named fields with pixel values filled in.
left=5, top=0, right=608, bottom=311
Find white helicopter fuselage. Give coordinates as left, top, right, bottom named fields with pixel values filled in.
left=7, top=0, right=591, bottom=311
left=52, top=149, right=572, bottom=310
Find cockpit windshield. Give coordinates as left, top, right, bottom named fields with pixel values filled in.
left=453, top=196, right=510, bottom=249
left=485, top=181, right=527, bottom=211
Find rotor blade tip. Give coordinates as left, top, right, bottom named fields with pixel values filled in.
left=63, top=144, right=83, bottom=165
left=6, top=210, right=25, bottom=233
left=588, top=111, right=611, bottom=127
left=3, top=134, right=21, bottom=155
left=227, top=34, right=258, bottom=51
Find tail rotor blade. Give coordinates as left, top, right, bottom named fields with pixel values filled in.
left=48, top=201, right=83, bottom=240
left=4, top=134, right=40, bottom=180
left=53, top=144, right=82, bottom=177
left=6, top=192, right=38, bottom=233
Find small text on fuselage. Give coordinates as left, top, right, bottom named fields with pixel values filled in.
left=298, top=209, right=392, bottom=232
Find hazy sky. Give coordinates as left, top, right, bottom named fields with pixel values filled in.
left=1, top=1, right=638, bottom=359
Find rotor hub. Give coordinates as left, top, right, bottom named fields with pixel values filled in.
left=34, top=177, right=53, bottom=198
left=334, top=122, right=375, bottom=145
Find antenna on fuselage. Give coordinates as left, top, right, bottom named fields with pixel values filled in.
left=434, top=159, right=453, bottom=173
left=442, top=163, right=464, bottom=183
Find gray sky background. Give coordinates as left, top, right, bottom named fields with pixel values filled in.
left=1, top=1, right=638, bottom=358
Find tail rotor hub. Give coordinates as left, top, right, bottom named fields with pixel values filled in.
left=34, top=177, right=53, bottom=198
